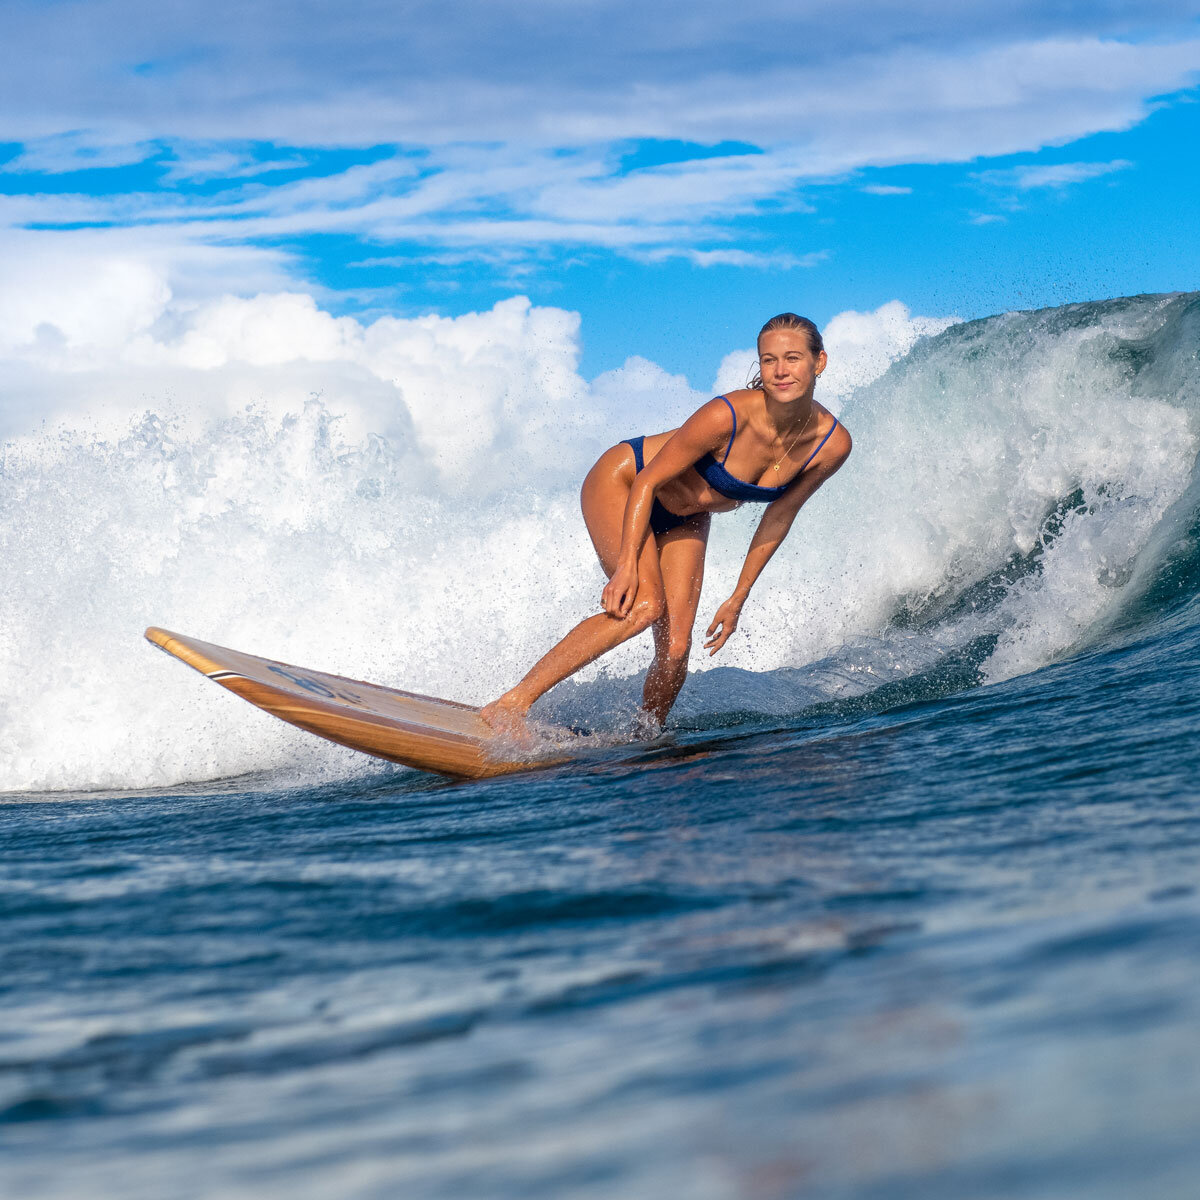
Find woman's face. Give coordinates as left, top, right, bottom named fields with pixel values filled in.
left=757, top=329, right=827, bottom=403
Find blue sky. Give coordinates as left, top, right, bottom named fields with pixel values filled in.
left=1, top=0, right=1198, bottom=381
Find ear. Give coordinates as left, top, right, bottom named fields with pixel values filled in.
left=815, top=349, right=828, bottom=376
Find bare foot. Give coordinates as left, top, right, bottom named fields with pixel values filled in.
left=632, top=709, right=664, bottom=740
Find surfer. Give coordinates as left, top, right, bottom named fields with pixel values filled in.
left=481, top=312, right=852, bottom=733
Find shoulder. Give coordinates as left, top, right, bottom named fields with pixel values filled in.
left=651, top=394, right=737, bottom=464
left=721, top=387, right=760, bottom=412
left=695, top=389, right=759, bottom=427
left=821, top=417, right=852, bottom=469
left=828, top=416, right=851, bottom=457
left=683, top=394, right=738, bottom=440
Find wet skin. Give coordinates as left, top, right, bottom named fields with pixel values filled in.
left=481, top=328, right=852, bottom=735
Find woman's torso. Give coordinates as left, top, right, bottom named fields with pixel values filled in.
left=635, top=396, right=838, bottom=518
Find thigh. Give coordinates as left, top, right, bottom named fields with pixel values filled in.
left=655, top=514, right=710, bottom=639
left=581, top=443, right=665, bottom=596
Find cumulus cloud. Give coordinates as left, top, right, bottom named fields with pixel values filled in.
left=0, top=229, right=295, bottom=359
left=590, top=356, right=708, bottom=434
left=0, top=233, right=955, bottom=503
left=818, top=301, right=961, bottom=398
left=0, top=238, right=600, bottom=493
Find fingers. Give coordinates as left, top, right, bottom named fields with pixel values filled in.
left=703, top=608, right=738, bottom=654
left=709, top=626, right=733, bottom=654
left=601, top=581, right=637, bottom=619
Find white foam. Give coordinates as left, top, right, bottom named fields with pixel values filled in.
left=2, top=285, right=1197, bottom=791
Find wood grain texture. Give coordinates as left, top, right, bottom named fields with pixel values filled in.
left=144, top=627, right=564, bottom=779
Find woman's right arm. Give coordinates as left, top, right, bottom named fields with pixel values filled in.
left=601, top=399, right=734, bottom=618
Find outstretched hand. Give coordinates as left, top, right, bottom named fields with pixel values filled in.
left=704, top=597, right=743, bottom=655
left=601, top=562, right=639, bottom=619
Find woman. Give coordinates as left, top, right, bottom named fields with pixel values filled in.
left=481, top=312, right=852, bottom=733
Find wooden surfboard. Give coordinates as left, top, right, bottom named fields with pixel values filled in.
left=145, top=627, right=570, bottom=780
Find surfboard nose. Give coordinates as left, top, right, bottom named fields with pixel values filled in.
left=144, top=626, right=569, bottom=779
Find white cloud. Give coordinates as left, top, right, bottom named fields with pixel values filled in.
left=1, top=3, right=1196, bottom=153
left=861, top=184, right=912, bottom=195
left=0, top=240, right=598, bottom=491
left=531, top=152, right=816, bottom=223
left=0, top=229, right=296, bottom=363
left=160, top=145, right=311, bottom=184
left=1, top=131, right=154, bottom=174
left=0, top=7, right=1194, bottom=263
left=976, top=158, right=1134, bottom=190
left=590, top=356, right=708, bottom=434
left=711, top=349, right=761, bottom=395
left=819, top=301, right=961, bottom=398
left=634, top=248, right=829, bottom=269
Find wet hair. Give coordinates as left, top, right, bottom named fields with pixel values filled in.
left=748, top=313, right=825, bottom=390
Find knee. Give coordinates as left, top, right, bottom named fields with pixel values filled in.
left=626, top=591, right=665, bottom=635
left=661, top=631, right=692, bottom=663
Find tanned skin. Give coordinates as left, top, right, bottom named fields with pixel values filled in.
left=481, top=328, right=852, bottom=734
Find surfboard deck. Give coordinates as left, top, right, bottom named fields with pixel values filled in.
left=145, top=627, right=571, bottom=780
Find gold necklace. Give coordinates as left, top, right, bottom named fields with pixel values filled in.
left=771, top=406, right=817, bottom=473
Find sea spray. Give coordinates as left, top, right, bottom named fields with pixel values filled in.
left=4, top=292, right=1199, bottom=791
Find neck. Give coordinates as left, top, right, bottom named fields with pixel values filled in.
left=763, top=389, right=816, bottom=433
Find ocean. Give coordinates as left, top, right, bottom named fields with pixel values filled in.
left=3, top=291, right=1199, bottom=1198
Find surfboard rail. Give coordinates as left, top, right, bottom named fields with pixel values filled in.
left=145, top=627, right=562, bottom=779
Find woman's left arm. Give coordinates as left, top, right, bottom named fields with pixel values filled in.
left=705, top=425, right=852, bottom=654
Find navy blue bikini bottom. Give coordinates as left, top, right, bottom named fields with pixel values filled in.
left=622, top=436, right=693, bottom=535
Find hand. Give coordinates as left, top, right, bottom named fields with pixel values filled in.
left=704, top=597, right=743, bottom=654
left=601, top=562, right=639, bottom=618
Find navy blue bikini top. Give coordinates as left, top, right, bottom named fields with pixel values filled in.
left=693, top=395, right=839, bottom=502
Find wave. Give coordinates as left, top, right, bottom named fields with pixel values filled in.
left=3, top=291, right=1199, bottom=791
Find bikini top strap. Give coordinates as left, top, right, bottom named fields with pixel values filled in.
left=800, top=416, right=838, bottom=472
left=715, top=395, right=736, bottom=464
